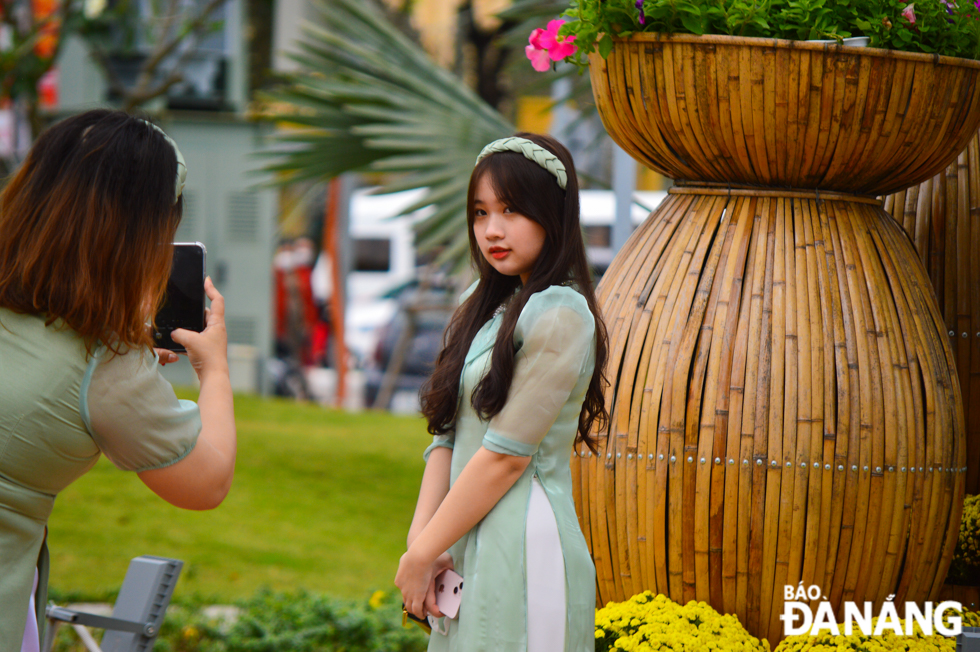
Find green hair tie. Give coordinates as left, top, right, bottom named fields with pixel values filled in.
left=476, top=136, right=567, bottom=190
left=142, top=120, right=187, bottom=204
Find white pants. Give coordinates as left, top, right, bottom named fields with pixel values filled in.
left=526, top=477, right=566, bottom=652
left=22, top=569, right=39, bottom=652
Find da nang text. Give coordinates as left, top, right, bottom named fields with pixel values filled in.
left=780, top=584, right=962, bottom=637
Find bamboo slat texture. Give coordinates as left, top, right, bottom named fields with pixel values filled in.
left=572, top=188, right=969, bottom=645
left=884, top=135, right=980, bottom=496
left=588, top=34, right=980, bottom=195
left=937, top=583, right=980, bottom=611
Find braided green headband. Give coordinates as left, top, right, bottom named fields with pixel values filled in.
left=476, top=136, right=567, bottom=190
left=142, top=120, right=186, bottom=204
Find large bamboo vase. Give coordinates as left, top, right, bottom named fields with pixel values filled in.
left=571, top=34, right=976, bottom=644
left=884, top=137, right=980, bottom=497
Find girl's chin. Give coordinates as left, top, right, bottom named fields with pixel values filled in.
left=488, top=264, right=531, bottom=280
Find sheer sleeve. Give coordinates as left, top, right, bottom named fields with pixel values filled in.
left=423, top=434, right=454, bottom=462
left=82, top=348, right=201, bottom=472
left=482, top=286, right=595, bottom=457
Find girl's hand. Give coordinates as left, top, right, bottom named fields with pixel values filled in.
left=171, top=277, right=228, bottom=380
left=395, top=548, right=438, bottom=619
left=423, top=552, right=455, bottom=618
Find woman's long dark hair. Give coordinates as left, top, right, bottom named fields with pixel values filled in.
left=419, top=132, right=608, bottom=452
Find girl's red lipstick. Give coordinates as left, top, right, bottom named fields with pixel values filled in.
left=489, top=247, right=509, bottom=259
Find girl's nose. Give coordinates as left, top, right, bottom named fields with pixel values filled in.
left=484, top=214, right=505, bottom=238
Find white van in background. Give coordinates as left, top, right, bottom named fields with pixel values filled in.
left=343, top=187, right=668, bottom=365
left=579, top=190, right=668, bottom=273
left=345, top=187, right=428, bottom=364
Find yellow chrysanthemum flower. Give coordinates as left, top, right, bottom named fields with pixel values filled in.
left=773, top=607, right=980, bottom=651
left=595, top=591, right=771, bottom=652
left=948, top=494, right=980, bottom=583
left=368, top=589, right=386, bottom=610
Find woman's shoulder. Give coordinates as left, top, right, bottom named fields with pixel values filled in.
left=524, top=284, right=590, bottom=314
left=458, top=280, right=479, bottom=305
left=0, top=307, right=89, bottom=360
left=93, top=345, right=155, bottom=373
left=517, top=284, right=593, bottom=334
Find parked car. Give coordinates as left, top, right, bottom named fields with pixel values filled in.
left=363, top=283, right=454, bottom=412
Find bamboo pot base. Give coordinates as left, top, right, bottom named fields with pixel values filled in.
left=885, top=133, right=980, bottom=496
left=573, top=188, right=968, bottom=645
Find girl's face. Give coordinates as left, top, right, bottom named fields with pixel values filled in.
left=472, top=174, right=546, bottom=285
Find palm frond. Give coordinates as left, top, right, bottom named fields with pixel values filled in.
left=257, top=0, right=515, bottom=272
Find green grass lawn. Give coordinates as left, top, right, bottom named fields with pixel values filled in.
left=46, top=390, right=432, bottom=604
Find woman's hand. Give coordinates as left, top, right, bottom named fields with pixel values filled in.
left=396, top=547, right=440, bottom=620
left=423, top=552, right=455, bottom=618
left=171, top=277, right=228, bottom=380
left=154, top=349, right=179, bottom=366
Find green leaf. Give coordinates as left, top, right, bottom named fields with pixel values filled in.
left=680, top=12, right=705, bottom=34
left=598, top=33, right=615, bottom=58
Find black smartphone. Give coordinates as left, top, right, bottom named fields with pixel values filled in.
left=154, top=242, right=207, bottom=352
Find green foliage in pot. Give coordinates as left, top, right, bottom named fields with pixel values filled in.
left=528, top=0, right=980, bottom=70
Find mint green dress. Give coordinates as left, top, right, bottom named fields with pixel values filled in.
left=0, top=308, right=201, bottom=651
left=424, top=285, right=597, bottom=652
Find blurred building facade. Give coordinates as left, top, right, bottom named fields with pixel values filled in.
left=47, top=0, right=277, bottom=393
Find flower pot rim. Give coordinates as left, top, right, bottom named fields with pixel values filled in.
left=607, top=32, right=980, bottom=70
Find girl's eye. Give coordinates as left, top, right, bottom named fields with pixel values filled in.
left=474, top=209, right=486, bottom=217
left=503, top=207, right=513, bottom=214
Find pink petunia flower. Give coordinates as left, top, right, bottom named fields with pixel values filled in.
left=526, top=28, right=551, bottom=71
left=902, top=3, right=916, bottom=25
left=537, top=19, right=578, bottom=61
left=529, top=27, right=545, bottom=50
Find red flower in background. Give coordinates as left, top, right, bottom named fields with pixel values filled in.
left=32, top=0, right=59, bottom=59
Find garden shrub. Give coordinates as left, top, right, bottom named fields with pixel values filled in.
left=50, top=589, right=427, bottom=652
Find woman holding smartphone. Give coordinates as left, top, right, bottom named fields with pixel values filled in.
left=0, top=110, right=237, bottom=652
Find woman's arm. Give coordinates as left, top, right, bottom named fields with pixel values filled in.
left=138, top=278, right=236, bottom=510
left=396, top=447, right=531, bottom=617
left=406, top=446, right=454, bottom=617
left=407, top=446, right=453, bottom=548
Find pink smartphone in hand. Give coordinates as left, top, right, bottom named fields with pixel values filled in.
left=434, top=568, right=463, bottom=619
